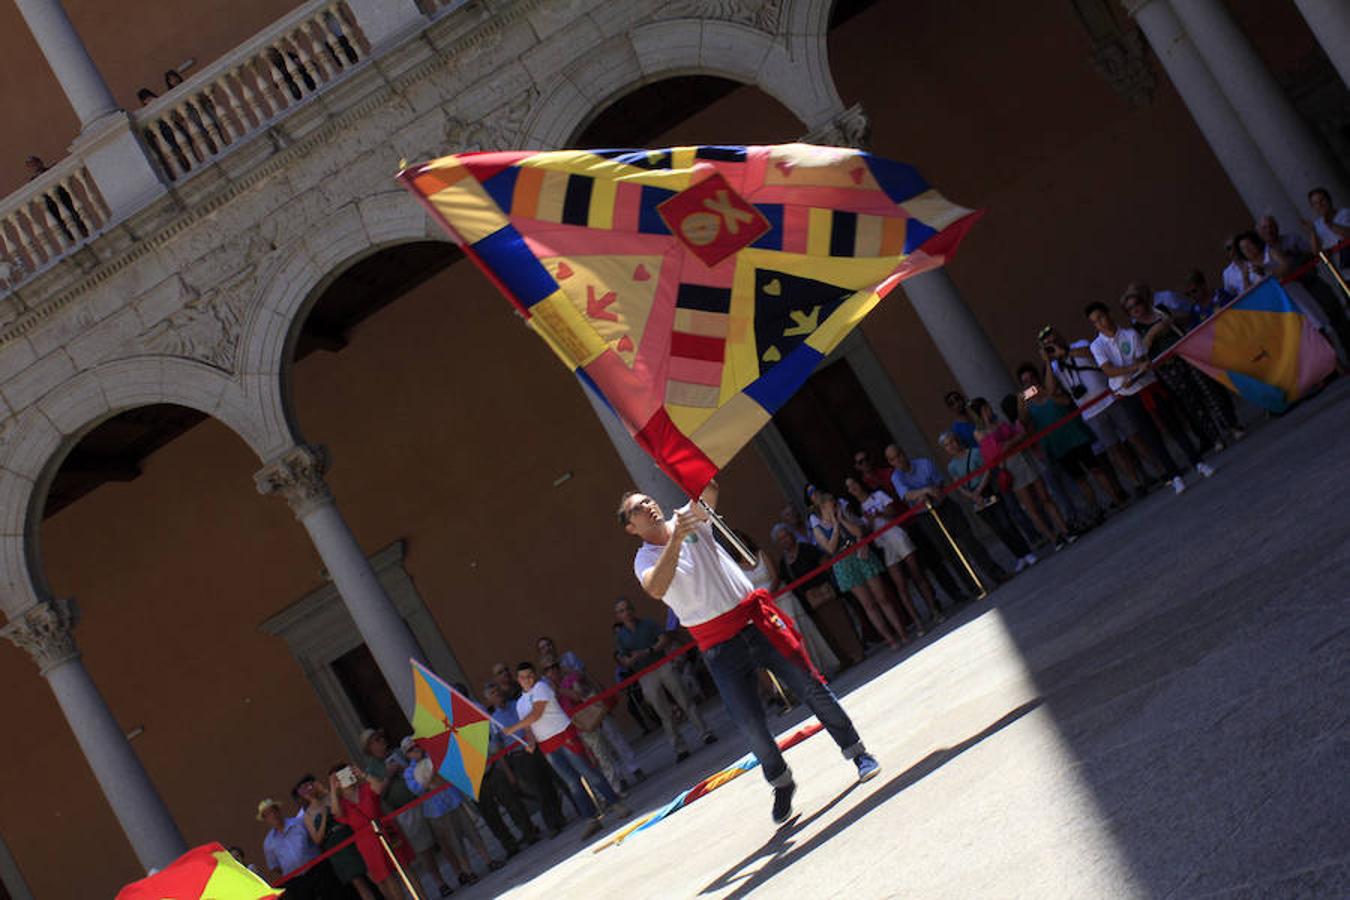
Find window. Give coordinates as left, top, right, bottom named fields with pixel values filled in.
left=261, top=540, right=467, bottom=758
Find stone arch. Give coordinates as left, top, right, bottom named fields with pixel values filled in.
left=521, top=16, right=844, bottom=149
left=0, top=356, right=273, bottom=616
left=237, top=189, right=452, bottom=453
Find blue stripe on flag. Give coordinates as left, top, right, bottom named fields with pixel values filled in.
left=903, top=218, right=937, bottom=254
left=745, top=343, right=824, bottom=413
left=752, top=204, right=783, bottom=250
left=1235, top=279, right=1297, bottom=315
left=863, top=155, right=929, bottom=203
left=480, top=166, right=519, bottom=213
left=473, top=225, right=556, bottom=308
left=639, top=186, right=675, bottom=234
left=1228, top=369, right=1290, bottom=413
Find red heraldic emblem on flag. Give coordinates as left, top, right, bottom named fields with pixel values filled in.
left=398, top=144, right=981, bottom=497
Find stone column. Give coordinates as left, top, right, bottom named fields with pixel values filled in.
left=1293, top=0, right=1350, bottom=90
left=1170, top=0, right=1349, bottom=211
left=807, top=103, right=1015, bottom=410
left=0, top=598, right=186, bottom=872
left=578, top=377, right=686, bottom=510
left=256, top=445, right=426, bottom=717
left=901, top=270, right=1015, bottom=407
left=13, top=0, right=118, bottom=130
left=1127, top=0, right=1301, bottom=225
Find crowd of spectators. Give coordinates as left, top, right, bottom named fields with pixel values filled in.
left=242, top=194, right=1349, bottom=897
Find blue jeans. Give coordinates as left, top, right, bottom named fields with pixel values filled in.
left=544, top=742, right=619, bottom=818
left=703, top=626, right=865, bottom=787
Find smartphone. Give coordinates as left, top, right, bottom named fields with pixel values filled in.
left=336, top=766, right=358, bottom=788
left=1020, top=386, right=1038, bottom=401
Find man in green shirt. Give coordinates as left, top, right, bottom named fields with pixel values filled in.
left=614, top=597, right=716, bottom=763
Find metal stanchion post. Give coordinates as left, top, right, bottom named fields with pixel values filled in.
left=766, top=670, right=793, bottom=711
left=1318, top=251, right=1350, bottom=303
left=372, top=818, right=423, bottom=899
left=925, top=499, right=988, bottom=599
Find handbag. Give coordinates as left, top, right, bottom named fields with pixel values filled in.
left=570, top=702, right=607, bottom=733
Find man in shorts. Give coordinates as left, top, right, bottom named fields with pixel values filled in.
left=1084, top=302, right=1215, bottom=494
left=1038, top=325, right=1149, bottom=495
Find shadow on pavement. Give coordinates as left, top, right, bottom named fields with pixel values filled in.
left=698, top=699, right=1043, bottom=899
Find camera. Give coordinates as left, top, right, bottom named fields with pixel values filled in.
left=336, top=766, right=358, bottom=788
left=1043, top=343, right=1060, bottom=357
left=1070, top=383, right=1088, bottom=399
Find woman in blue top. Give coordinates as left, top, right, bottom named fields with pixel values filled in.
left=809, top=487, right=907, bottom=648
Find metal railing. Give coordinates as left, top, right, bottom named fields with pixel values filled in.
left=132, top=0, right=372, bottom=181
left=0, top=158, right=109, bottom=292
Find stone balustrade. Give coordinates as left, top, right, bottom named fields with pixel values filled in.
left=0, top=156, right=108, bottom=293
left=132, top=0, right=371, bottom=181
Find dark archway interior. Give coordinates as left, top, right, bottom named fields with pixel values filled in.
left=45, top=241, right=459, bottom=518
left=576, top=76, right=741, bottom=147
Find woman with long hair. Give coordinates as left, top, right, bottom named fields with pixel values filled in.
left=809, top=488, right=907, bottom=648
left=843, top=476, right=937, bottom=631
left=968, top=397, right=1073, bottom=550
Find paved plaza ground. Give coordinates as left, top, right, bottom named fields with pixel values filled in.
left=449, top=380, right=1349, bottom=899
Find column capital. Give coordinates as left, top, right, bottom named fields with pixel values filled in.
left=803, top=103, right=871, bottom=150
left=255, top=444, right=334, bottom=519
left=1, top=597, right=80, bottom=674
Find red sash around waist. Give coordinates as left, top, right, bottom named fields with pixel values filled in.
left=686, top=589, right=825, bottom=684
left=537, top=724, right=588, bottom=759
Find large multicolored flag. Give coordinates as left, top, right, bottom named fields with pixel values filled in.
left=398, top=144, right=979, bottom=496
left=410, top=659, right=492, bottom=799
left=1173, top=279, right=1336, bottom=412
left=116, top=843, right=280, bottom=899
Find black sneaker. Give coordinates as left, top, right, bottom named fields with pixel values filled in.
left=772, top=782, right=796, bottom=824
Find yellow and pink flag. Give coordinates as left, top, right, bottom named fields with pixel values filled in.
left=116, top=843, right=280, bottom=900
left=398, top=144, right=979, bottom=497
left=411, top=659, right=492, bottom=799
left=1174, top=279, right=1336, bottom=412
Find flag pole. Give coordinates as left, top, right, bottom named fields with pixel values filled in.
left=1318, top=251, right=1350, bottom=304
left=372, top=818, right=423, bottom=899
left=698, top=498, right=758, bottom=566
left=925, top=499, right=988, bottom=599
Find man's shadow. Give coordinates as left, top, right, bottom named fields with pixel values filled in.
left=699, top=699, right=1043, bottom=899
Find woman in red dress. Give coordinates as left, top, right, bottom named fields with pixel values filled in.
left=327, top=764, right=415, bottom=900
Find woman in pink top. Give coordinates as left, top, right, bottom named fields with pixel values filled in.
left=971, top=397, right=1074, bottom=551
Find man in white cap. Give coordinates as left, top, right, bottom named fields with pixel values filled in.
left=257, top=797, right=320, bottom=895
left=361, top=727, right=439, bottom=889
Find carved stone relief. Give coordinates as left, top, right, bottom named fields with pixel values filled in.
left=668, top=0, right=783, bottom=34
left=0, top=597, right=79, bottom=674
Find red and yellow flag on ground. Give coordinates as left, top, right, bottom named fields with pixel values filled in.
left=116, top=843, right=280, bottom=900
left=398, top=144, right=979, bottom=497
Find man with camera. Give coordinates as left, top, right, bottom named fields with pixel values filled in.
left=1038, top=325, right=1149, bottom=495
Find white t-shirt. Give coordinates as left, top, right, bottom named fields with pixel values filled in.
left=1050, top=340, right=1114, bottom=418
left=515, top=680, right=571, bottom=742
left=1090, top=327, right=1155, bottom=395
left=860, top=490, right=896, bottom=529
left=1313, top=209, right=1350, bottom=253
left=1222, top=260, right=1245, bottom=297
left=633, top=507, right=754, bottom=626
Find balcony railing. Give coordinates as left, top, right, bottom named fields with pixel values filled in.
left=0, top=157, right=109, bottom=293
left=132, top=0, right=372, bottom=182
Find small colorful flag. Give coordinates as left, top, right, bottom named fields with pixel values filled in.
left=410, top=659, right=492, bottom=799
left=593, top=722, right=824, bottom=851
left=1174, top=279, right=1336, bottom=412
left=115, top=843, right=280, bottom=900
left=398, top=144, right=979, bottom=497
